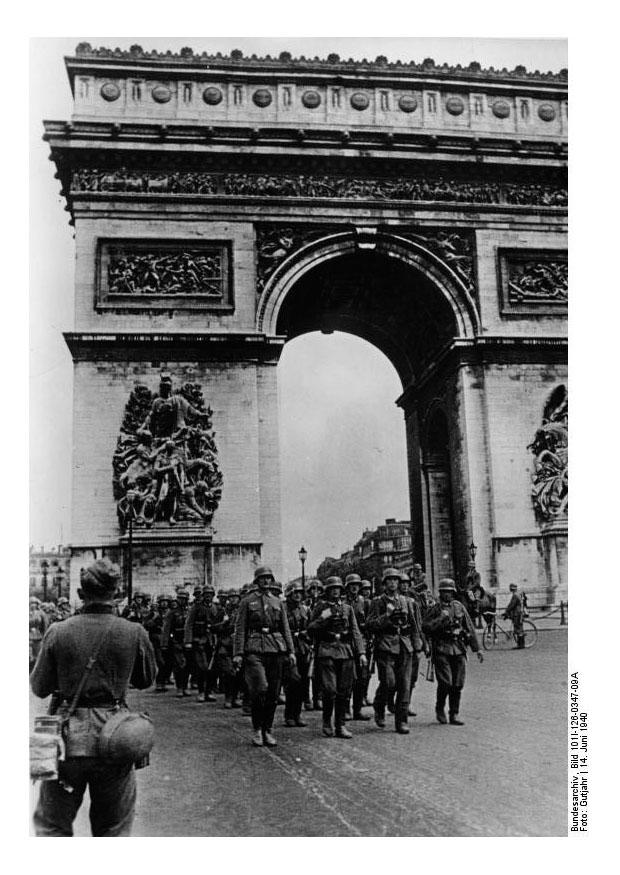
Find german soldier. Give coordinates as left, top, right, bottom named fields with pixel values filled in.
left=184, top=583, right=222, bottom=702
left=144, top=594, right=170, bottom=692
left=30, top=558, right=156, bottom=836
left=367, top=568, right=423, bottom=734
left=307, top=576, right=367, bottom=739
left=344, top=573, right=370, bottom=721
left=162, top=588, right=190, bottom=697
left=211, top=589, right=241, bottom=708
left=233, top=566, right=296, bottom=747
left=283, top=581, right=311, bottom=727
left=423, top=578, right=483, bottom=725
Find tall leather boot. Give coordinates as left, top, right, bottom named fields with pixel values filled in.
left=335, top=698, right=352, bottom=739
left=395, top=707, right=410, bottom=734
left=449, top=689, right=464, bottom=725
left=436, top=683, right=449, bottom=724
left=322, top=695, right=335, bottom=737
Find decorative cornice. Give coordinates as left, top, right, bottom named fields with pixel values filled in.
left=64, top=332, right=286, bottom=362
left=71, top=43, right=567, bottom=85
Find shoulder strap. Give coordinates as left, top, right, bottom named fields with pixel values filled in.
left=66, top=622, right=115, bottom=718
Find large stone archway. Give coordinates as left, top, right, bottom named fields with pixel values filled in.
left=45, top=45, right=568, bottom=601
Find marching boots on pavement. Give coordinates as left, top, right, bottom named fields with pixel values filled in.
left=367, top=569, right=423, bottom=734
left=307, top=577, right=367, bottom=739
left=422, top=578, right=483, bottom=726
left=184, top=585, right=222, bottom=702
left=233, top=567, right=296, bottom=747
left=211, top=589, right=241, bottom=708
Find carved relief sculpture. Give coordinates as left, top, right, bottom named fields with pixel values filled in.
left=507, top=259, right=568, bottom=305
left=528, top=385, right=568, bottom=523
left=112, top=375, right=223, bottom=529
left=108, top=250, right=224, bottom=297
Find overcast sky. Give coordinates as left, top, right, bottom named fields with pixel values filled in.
left=30, top=37, right=567, bottom=579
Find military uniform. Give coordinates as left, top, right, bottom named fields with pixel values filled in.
left=211, top=590, right=241, bottom=708
left=344, top=575, right=370, bottom=720
left=367, top=583, right=422, bottom=733
left=283, top=583, right=311, bottom=726
left=30, top=559, right=157, bottom=837
left=29, top=599, right=49, bottom=670
left=161, top=592, right=190, bottom=696
left=423, top=578, right=482, bottom=724
left=184, top=587, right=223, bottom=701
left=143, top=596, right=169, bottom=691
left=307, top=578, right=365, bottom=738
left=233, top=567, right=295, bottom=746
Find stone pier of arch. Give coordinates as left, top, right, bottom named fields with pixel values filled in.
left=45, top=45, right=568, bottom=603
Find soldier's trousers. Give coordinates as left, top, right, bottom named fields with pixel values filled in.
left=33, top=758, right=136, bottom=837
left=434, top=653, right=467, bottom=716
left=374, top=650, right=413, bottom=722
left=217, top=652, right=240, bottom=702
left=318, top=657, right=355, bottom=727
left=154, top=644, right=173, bottom=689
left=409, top=651, right=421, bottom=697
left=191, top=644, right=217, bottom=694
left=244, top=653, right=284, bottom=731
left=352, top=659, right=369, bottom=715
left=170, top=643, right=189, bottom=691
left=284, top=652, right=309, bottom=722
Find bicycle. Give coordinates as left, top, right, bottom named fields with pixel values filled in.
left=481, top=611, right=538, bottom=651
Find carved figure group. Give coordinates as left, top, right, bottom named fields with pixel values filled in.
left=113, top=375, right=223, bottom=529
left=108, top=250, right=223, bottom=297
left=508, top=260, right=568, bottom=304
left=529, top=386, right=568, bottom=522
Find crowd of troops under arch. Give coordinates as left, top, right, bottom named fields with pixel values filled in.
left=31, top=563, right=508, bottom=748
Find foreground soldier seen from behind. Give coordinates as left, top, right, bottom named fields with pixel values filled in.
left=30, top=559, right=157, bottom=837
left=307, top=576, right=367, bottom=739
left=423, top=577, right=483, bottom=725
left=233, top=566, right=296, bottom=747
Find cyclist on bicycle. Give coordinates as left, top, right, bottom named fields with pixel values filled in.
left=503, top=584, right=526, bottom=649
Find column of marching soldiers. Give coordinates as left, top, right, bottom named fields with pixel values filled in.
left=29, top=564, right=483, bottom=748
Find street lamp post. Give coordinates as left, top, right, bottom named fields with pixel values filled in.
left=40, top=559, right=49, bottom=601
left=298, top=546, right=307, bottom=589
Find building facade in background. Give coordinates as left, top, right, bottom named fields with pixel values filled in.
left=318, top=518, right=413, bottom=586
left=44, top=44, right=567, bottom=604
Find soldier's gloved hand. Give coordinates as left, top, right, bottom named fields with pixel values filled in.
left=385, top=603, right=395, bottom=615
left=233, top=655, right=243, bottom=668
left=477, top=652, right=484, bottom=663
left=320, top=608, right=332, bottom=619
left=359, top=654, right=368, bottom=668
left=288, top=653, right=297, bottom=666
left=184, top=643, right=192, bottom=650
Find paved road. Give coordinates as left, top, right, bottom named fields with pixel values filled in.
left=31, top=630, right=567, bottom=837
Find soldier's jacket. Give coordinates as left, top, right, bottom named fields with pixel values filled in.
left=30, top=603, right=157, bottom=706
left=285, top=601, right=313, bottom=656
left=121, top=602, right=148, bottom=624
left=233, top=592, right=295, bottom=657
left=161, top=605, right=187, bottom=648
left=346, top=594, right=369, bottom=639
left=422, top=599, right=479, bottom=656
left=367, top=593, right=423, bottom=655
left=143, top=609, right=165, bottom=648
left=307, top=599, right=365, bottom=660
left=210, top=606, right=238, bottom=654
left=183, top=601, right=224, bottom=647
left=414, top=590, right=437, bottom=620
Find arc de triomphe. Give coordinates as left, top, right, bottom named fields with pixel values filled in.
left=44, top=45, right=567, bottom=601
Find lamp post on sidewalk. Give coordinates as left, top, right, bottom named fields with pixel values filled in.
left=298, top=545, right=307, bottom=589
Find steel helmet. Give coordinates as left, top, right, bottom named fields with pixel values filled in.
left=286, top=581, right=304, bottom=597
left=324, top=576, right=344, bottom=592
left=382, top=567, right=401, bottom=583
left=438, top=578, right=457, bottom=592
left=254, top=566, right=275, bottom=581
left=345, top=573, right=362, bottom=586
left=98, top=710, right=154, bottom=763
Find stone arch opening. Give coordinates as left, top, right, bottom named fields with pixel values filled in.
left=261, top=232, right=475, bottom=580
